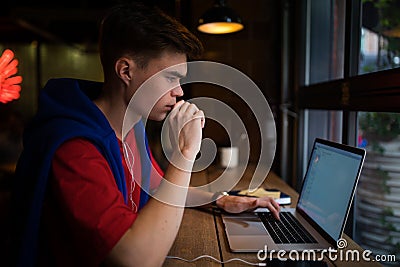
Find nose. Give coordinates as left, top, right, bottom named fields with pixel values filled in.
left=171, top=85, right=184, bottom=97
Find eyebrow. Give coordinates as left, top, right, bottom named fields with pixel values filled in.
left=164, top=70, right=186, bottom=79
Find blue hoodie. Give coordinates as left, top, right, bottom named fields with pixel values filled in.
left=11, top=78, right=150, bottom=266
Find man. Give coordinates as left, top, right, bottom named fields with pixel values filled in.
left=11, top=2, right=280, bottom=266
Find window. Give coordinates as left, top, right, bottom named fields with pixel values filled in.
left=294, top=0, right=400, bottom=261
left=360, top=1, right=400, bottom=74
left=356, top=111, right=400, bottom=257
left=306, top=0, right=346, bottom=85
left=299, top=110, right=342, bottom=181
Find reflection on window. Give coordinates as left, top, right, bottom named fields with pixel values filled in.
left=356, top=112, right=400, bottom=261
left=301, top=110, right=342, bottom=179
left=360, top=0, right=400, bottom=74
left=299, top=0, right=345, bottom=189
left=307, top=0, right=345, bottom=85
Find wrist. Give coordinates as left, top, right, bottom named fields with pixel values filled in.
left=211, top=191, right=229, bottom=208
left=180, top=147, right=198, bottom=161
left=169, top=151, right=195, bottom=172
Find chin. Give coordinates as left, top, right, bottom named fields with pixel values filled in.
left=149, top=112, right=167, bottom=122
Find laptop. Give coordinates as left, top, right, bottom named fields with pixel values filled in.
left=221, top=138, right=366, bottom=252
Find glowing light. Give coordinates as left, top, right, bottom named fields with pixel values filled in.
left=198, top=22, right=244, bottom=34
left=0, top=49, right=22, bottom=103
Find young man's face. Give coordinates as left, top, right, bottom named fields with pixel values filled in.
left=128, top=51, right=187, bottom=121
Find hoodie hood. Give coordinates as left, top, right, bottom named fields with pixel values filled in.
left=26, top=78, right=111, bottom=141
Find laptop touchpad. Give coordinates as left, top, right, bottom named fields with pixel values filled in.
left=223, top=217, right=268, bottom=236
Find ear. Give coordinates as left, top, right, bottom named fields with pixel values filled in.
left=115, top=57, right=135, bottom=86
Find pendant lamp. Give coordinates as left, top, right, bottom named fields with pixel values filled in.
left=198, top=0, right=244, bottom=34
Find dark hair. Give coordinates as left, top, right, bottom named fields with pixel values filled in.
left=99, top=2, right=203, bottom=74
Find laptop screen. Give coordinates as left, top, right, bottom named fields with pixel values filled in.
left=297, top=140, right=364, bottom=241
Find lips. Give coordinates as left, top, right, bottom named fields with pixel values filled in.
left=166, top=104, right=175, bottom=110
left=165, top=105, right=173, bottom=111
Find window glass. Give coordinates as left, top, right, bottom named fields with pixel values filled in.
left=356, top=111, right=400, bottom=258
left=360, top=0, right=400, bottom=74
left=307, top=0, right=346, bottom=85
left=301, top=110, right=343, bottom=178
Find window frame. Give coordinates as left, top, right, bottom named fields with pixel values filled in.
left=296, top=0, right=400, bottom=174
left=298, top=67, right=400, bottom=112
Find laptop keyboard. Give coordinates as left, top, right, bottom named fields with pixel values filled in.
left=258, top=212, right=317, bottom=244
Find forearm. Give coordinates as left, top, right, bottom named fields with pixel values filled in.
left=105, top=161, right=192, bottom=267
left=186, top=187, right=214, bottom=207
left=105, top=100, right=205, bottom=266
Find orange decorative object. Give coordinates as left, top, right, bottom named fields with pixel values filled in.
left=0, top=49, right=22, bottom=103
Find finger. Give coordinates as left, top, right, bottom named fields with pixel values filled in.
left=169, top=100, right=185, bottom=117
left=193, top=110, right=205, bottom=126
left=272, top=199, right=281, bottom=211
left=257, top=198, right=280, bottom=220
left=173, top=99, right=185, bottom=109
left=267, top=202, right=280, bottom=220
left=185, top=103, right=199, bottom=115
left=196, top=110, right=205, bottom=128
left=267, top=198, right=280, bottom=211
left=177, top=101, right=191, bottom=113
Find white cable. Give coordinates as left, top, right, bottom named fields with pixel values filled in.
left=166, top=255, right=266, bottom=266
left=123, top=141, right=138, bottom=213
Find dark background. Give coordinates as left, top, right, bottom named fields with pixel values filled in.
left=0, top=0, right=282, bottom=169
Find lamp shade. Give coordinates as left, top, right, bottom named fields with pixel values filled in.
left=198, top=0, right=244, bottom=34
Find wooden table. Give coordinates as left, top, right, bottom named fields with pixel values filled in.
left=163, top=165, right=383, bottom=267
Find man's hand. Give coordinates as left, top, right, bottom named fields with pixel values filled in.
left=168, top=100, right=205, bottom=161
left=216, top=195, right=281, bottom=220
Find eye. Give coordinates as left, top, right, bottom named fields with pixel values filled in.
left=166, top=76, right=177, bottom=83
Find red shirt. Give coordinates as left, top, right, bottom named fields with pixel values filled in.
left=41, top=136, right=163, bottom=266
